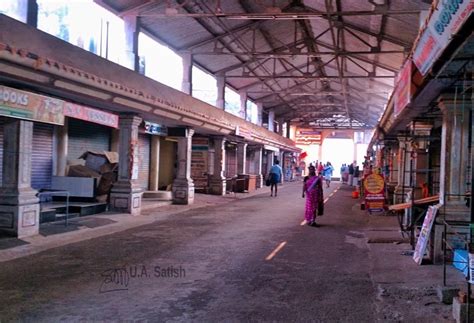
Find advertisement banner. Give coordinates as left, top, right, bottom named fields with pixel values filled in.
left=413, top=0, right=474, bottom=75
left=364, top=173, right=385, bottom=213
left=393, top=60, right=412, bottom=117
left=64, top=103, right=119, bottom=128
left=413, top=204, right=441, bottom=265
left=0, top=85, right=64, bottom=125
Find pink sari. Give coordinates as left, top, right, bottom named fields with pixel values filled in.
left=304, top=175, right=323, bottom=222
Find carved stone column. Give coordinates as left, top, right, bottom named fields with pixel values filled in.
left=149, top=135, right=161, bottom=191
left=110, top=114, right=143, bottom=215
left=209, top=136, right=226, bottom=195
left=438, top=98, right=470, bottom=219
left=0, top=119, right=39, bottom=238
left=172, top=128, right=195, bottom=204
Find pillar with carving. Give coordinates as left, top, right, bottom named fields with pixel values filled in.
left=110, top=114, right=143, bottom=215
left=0, top=119, right=40, bottom=237
left=209, top=136, right=226, bottom=195
left=172, top=128, right=195, bottom=204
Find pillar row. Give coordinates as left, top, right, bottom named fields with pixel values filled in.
left=237, top=142, right=247, bottom=175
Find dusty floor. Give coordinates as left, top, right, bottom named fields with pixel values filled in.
left=0, top=182, right=463, bottom=322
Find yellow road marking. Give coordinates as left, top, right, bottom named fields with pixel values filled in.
left=265, top=241, right=287, bottom=261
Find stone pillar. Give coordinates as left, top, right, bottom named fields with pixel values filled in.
left=149, top=136, right=161, bottom=191
left=237, top=142, right=247, bottom=175
left=111, top=128, right=120, bottom=153
left=254, top=146, right=263, bottom=188
left=209, top=137, right=226, bottom=195
left=438, top=99, right=470, bottom=218
left=256, top=102, right=263, bottom=126
left=172, top=128, right=195, bottom=204
left=110, top=115, right=143, bottom=215
left=0, top=119, right=39, bottom=238
left=55, top=120, right=68, bottom=176
left=181, top=51, right=192, bottom=95
left=394, top=136, right=412, bottom=204
left=268, top=110, right=275, bottom=132
left=239, top=91, right=247, bottom=120
left=123, top=14, right=140, bottom=71
left=216, top=76, right=225, bottom=109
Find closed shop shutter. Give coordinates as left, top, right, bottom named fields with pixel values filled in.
left=225, top=147, right=237, bottom=178
left=32, top=123, right=54, bottom=189
left=0, top=118, right=53, bottom=189
left=138, top=133, right=150, bottom=190
left=68, top=118, right=111, bottom=161
left=0, top=117, right=4, bottom=186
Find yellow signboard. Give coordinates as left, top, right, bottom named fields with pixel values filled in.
left=0, top=85, right=64, bottom=125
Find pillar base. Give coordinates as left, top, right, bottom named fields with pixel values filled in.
left=439, top=202, right=470, bottom=222
left=209, top=177, right=226, bottom=196
left=172, top=179, right=195, bottom=205
left=256, top=174, right=263, bottom=189
left=110, top=181, right=143, bottom=216
left=0, top=188, right=40, bottom=238
left=0, top=203, right=40, bottom=238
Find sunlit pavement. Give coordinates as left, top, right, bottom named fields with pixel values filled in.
left=0, top=181, right=460, bottom=321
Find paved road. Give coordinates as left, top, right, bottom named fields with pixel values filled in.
left=0, top=182, right=454, bottom=322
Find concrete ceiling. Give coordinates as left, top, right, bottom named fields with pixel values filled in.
left=95, top=0, right=432, bottom=130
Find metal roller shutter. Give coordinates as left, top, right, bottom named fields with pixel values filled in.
left=138, top=133, right=150, bottom=190
left=0, top=117, right=4, bottom=186
left=68, top=118, right=111, bottom=161
left=31, top=123, right=54, bottom=189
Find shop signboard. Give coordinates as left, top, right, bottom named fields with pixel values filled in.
left=0, top=85, right=64, bottom=125
left=296, top=129, right=322, bottom=145
left=393, top=60, right=412, bottom=117
left=413, top=204, right=441, bottom=265
left=64, top=103, right=119, bottom=128
left=143, top=121, right=168, bottom=136
left=363, top=173, right=385, bottom=213
left=413, top=0, right=474, bottom=76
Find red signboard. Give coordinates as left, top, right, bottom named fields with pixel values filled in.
left=64, top=103, right=118, bottom=128
left=393, top=60, right=413, bottom=117
left=413, top=0, right=474, bottom=75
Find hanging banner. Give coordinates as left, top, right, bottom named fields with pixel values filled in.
left=64, top=103, right=119, bottom=128
left=0, top=85, right=64, bottom=125
left=295, top=129, right=322, bottom=145
left=413, top=204, right=442, bottom=265
left=393, top=60, right=413, bottom=117
left=413, top=0, right=474, bottom=75
left=364, top=173, right=385, bottom=213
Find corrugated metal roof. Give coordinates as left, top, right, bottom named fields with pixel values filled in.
left=98, top=0, right=432, bottom=129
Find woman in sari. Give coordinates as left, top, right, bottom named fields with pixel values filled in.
left=302, top=165, right=324, bottom=226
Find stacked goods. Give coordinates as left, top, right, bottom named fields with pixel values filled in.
left=67, top=151, right=119, bottom=202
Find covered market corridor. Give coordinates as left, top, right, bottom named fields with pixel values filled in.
left=0, top=181, right=461, bottom=321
